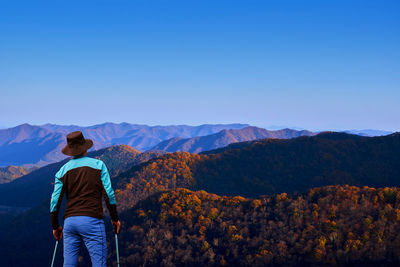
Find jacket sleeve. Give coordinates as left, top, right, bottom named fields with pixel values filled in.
left=50, top=171, right=65, bottom=230
left=100, top=161, right=119, bottom=221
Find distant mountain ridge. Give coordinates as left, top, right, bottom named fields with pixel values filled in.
left=0, top=122, right=393, bottom=167
left=150, top=126, right=315, bottom=153
left=0, top=124, right=64, bottom=166
left=0, top=122, right=248, bottom=166
left=344, top=129, right=393, bottom=136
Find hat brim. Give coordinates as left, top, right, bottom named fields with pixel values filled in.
left=61, top=139, right=93, bottom=156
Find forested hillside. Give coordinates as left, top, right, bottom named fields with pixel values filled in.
left=111, top=185, right=400, bottom=266
left=116, top=132, right=400, bottom=209
left=0, top=165, right=37, bottom=184
left=2, top=185, right=400, bottom=266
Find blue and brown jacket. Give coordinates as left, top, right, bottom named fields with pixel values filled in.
left=50, top=155, right=119, bottom=229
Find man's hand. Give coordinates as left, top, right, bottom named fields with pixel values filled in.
left=112, top=220, right=121, bottom=234
left=53, top=226, right=63, bottom=240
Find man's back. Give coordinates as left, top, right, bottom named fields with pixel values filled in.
left=50, top=155, right=118, bottom=229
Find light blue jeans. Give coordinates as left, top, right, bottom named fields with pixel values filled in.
left=63, top=216, right=107, bottom=267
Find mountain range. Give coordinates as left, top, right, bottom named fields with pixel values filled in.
left=0, top=123, right=393, bottom=169
left=150, top=126, right=315, bottom=153
left=0, top=122, right=248, bottom=167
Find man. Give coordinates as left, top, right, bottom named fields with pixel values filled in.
left=50, top=131, right=121, bottom=266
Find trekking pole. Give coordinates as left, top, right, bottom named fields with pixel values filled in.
left=50, top=240, right=58, bottom=267
left=114, top=225, right=120, bottom=267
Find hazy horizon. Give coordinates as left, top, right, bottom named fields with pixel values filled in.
left=0, top=121, right=396, bottom=133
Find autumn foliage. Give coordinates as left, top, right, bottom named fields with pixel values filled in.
left=115, top=152, right=201, bottom=211
left=109, top=185, right=400, bottom=266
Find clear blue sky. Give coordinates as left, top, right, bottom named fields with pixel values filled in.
left=1, top=0, right=399, bottom=131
